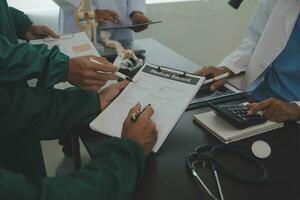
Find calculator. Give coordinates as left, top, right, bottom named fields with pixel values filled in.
left=209, top=103, right=267, bottom=129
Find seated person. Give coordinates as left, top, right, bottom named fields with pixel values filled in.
left=0, top=82, right=157, bottom=199
left=1, top=1, right=116, bottom=92
left=54, top=0, right=150, bottom=41
left=197, top=0, right=300, bottom=123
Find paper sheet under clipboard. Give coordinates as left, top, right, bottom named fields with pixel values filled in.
left=30, top=32, right=99, bottom=58
left=30, top=32, right=117, bottom=90
left=90, top=64, right=205, bottom=152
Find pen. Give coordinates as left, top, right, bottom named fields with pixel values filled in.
left=131, top=104, right=151, bottom=122
left=89, top=58, right=134, bottom=82
left=203, top=72, right=230, bottom=85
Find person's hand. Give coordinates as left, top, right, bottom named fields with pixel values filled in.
left=95, top=9, right=121, bottom=25
left=247, top=98, right=300, bottom=122
left=130, top=12, right=150, bottom=32
left=25, top=25, right=59, bottom=40
left=122, top=103, right=158, bottom=156
left=98, top=80, right=129, bottom=110
left=195, top=66, right=234, bottom=91
left=68, top=56, right=117, bottom=91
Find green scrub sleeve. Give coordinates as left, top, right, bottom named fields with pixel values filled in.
left=0, top=138, right=145, bottom=200
left=0, top=83, right=99, bottom=140
left=9, top=7, right=33, bottom=40
left=0, top=35, right=69, bottom=87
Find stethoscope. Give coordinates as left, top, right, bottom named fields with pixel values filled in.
left=186, top=144, right=268, bottom=200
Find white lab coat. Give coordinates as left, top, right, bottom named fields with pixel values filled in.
left=53, top=0, right=146, bottom=40
left=220, top=0, right=300, bottom=102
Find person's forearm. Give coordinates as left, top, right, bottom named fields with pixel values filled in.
left=0, top=35, right=69, bottom=87
left=9, top=7, right=33, bottom=40
left=0, top=139, right=144, bottom=200
left=0, top=84, right=99, bottom=140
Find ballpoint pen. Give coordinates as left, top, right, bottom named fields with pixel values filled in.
left=89, top=58, right=134, bottom=82
left=203, top=72, right=230, bottom=85
left=131, top=104, right=151, bottom=122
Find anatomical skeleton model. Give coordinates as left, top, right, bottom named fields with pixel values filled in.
left=100, top=31, right=143, bottom=71
left=74, top=0, right=98, bottom=45
left=75, top=0, right=143, bottom=71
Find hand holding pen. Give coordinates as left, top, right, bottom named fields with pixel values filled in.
left=131, top=104, right=152, bottom=121
left=68, top=56, right=118, bottom=91
left=122, top=103, right=157, bottom=156
left=90, top=58, right=134, bottom=82
left=196, top=66, right=234, bottom=91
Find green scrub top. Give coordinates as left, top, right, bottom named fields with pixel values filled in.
left=0, top=1, right=145, bottom=199
left=0, top=1, right=69, bottom=87
left=0, top=83, right=145, bottom=200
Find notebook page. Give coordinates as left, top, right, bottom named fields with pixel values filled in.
left=194, top=111, right=283, bottom=143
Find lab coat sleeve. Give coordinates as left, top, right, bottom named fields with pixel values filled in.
left=0, top=83, right=99, bottom=141
left=127, top=0, right=147, bottom=16
left=294, top=102, right=300, bottom=107
left=9, top=7, right=33, bottom=40
left=0, top=138, right=145, bottom=200
left=218, top=0, right=271, bottom=74
left=0, top=35, right=69, bottom=87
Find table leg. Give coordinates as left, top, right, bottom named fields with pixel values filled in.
left=71, top=134, right=81, bottom=170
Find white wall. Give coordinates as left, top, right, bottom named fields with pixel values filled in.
left=7, top=0, right=257, bottom=67
left=136, top=0, right=257, bottom=66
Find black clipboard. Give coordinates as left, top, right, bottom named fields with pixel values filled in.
left=100, top=20, right=162, bottom=31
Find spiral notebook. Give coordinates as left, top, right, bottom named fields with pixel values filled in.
left=194, top=111, right=284, bottom=143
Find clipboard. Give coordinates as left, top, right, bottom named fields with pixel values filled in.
left=90, top=63, right=205, bottom=152
left=100, top=20, right=162, bottom=31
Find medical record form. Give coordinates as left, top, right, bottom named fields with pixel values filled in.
left=90, top=64, right=205, bottom=152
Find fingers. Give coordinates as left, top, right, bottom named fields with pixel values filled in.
left=246, top=98, right=292, bottom=122
left=128, top=103, right=142, bottom=116
left=90, top=56, right=112, bottom=65
left=263, top=106, right=277, bottom=120
left=210, top=79, right=226, bottom=91
left=196, top=66, right=227, bottom=91
left=140, top=106, right=154, bottom=119
left=86, top=70, right=117, bottom=81
left=247, top=103, right=258, bottom=108
left=109, top=11, right=122, bottom=24
left=97, top=10, right=121, bottom=24
left=88, top=56, right=118, bottom=73
left=131, top=14, right=150, bottom=32
left=43, top=26, right=59, bottom=38
left=248, top=99, right=272, bottom=115
left=132, top=26, right=148, bottom=32
left=196, top=66, right=215, bottom=76
left=115, top=80, right=129, bottom=90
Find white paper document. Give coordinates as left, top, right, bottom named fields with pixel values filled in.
left=30, top=32, right=117, bottom=90
left=90, top=64, right=205, bottom=152
left=30, top=32, right=99, bottom=58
